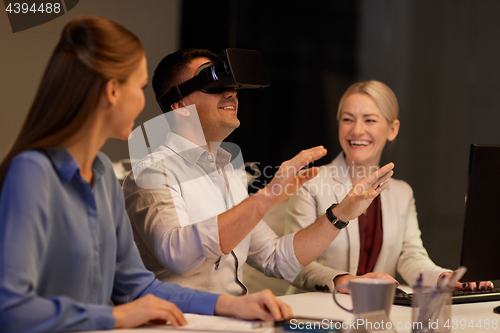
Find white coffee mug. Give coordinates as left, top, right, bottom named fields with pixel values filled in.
left=333, top=278, right=396, bottom=315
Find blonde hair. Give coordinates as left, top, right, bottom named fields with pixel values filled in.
left=337, top=80, right=399, bottom=123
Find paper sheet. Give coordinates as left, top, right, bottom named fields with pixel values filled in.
left=119, top=314, right=274, bottom=333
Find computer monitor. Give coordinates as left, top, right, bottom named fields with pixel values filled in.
left=460, top=144, right=500, bottom=282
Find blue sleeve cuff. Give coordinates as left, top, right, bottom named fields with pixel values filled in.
left=185, top=292, right=220, bottom=315
left=86, top=304, right=115, bottom=330
left=145, top=279, right=219, bottom=316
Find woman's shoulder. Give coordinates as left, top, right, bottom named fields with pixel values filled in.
left=3, top=150, right=56, bottom=194
left=10, top=150, right=54, bottom=173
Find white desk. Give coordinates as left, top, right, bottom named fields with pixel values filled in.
left=89, top=292, right=500, bottom=332
left=279, top=292, right=500, bottom=333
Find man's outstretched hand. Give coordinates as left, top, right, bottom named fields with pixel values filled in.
left=258, top=146, right=328, bottom=205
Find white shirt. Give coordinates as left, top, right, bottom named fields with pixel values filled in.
left=123, top=132, right=302, bottom=296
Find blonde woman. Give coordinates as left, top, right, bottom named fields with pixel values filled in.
left=285, top=80, right=492, bottom=293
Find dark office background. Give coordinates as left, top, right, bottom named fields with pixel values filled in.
left=181, top=0, right=355, bottom=187
left=179, top=0, right=500, bottom=283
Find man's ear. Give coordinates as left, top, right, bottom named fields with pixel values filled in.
left=388, top=119, right=400, bottom=142
left=104, top=79, right=120, bottom=106
left=170, top=99, right=187, bottom=111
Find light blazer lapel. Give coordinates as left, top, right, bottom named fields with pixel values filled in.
left=373, top=183, right=398, bottom=272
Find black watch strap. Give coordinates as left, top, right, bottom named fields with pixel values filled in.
left=326, top=203, right=349, bottom=229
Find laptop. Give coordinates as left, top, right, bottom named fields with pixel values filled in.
left=395, top=144, right=500, bottom=305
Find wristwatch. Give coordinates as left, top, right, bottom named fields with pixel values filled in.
left=326, top=203, right=349, bottom=229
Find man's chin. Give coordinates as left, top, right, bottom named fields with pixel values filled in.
left=219, top=121, right=240, bottom=140
left=225, top=119, right=240, bottom=130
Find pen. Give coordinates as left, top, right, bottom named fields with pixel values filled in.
left=427, top=267, right=468, bottom=324
left=415, top=273, right=423, bottom=289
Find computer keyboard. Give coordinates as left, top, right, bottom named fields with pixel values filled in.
left=394, top=287, right=500, bottom=306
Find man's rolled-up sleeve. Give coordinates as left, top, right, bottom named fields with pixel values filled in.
left=245, top=220, right=304, bottom=283
left=123, top=165, right=225, bottom=277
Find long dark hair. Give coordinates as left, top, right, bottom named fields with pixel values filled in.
left=0, top=16, right=144, bottom=189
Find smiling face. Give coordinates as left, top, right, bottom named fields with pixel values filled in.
left=339, top=93, right=399, bottom=168
left=109, top=55, right=148, bottom=140
left=175, top=57, right=240, bottom=143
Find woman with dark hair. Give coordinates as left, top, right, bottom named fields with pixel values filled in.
left=0, top=16, right=291, bottom=332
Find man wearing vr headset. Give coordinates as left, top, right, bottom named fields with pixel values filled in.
left=122, top=48, right=395, bottom=296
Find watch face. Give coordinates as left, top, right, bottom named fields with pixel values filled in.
left=334, top=220, right=349, bottom=229
left=327, top=203, right=349, bottom=229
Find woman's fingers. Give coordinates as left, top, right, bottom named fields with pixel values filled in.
left=362, top=272, right=400, bottom=286
left=159, top=301, right=187, bottom=327
left=113, top=294, right=187, bottom=329
left=147, top=295, right=186, bottom=327
left=472, top=281, right=494, bottom=291
left=455, top=280, right=493, bottom=291
left=360, top=163, right=394, bottom=189
left=276, top=299, right=294, bottom=319
left=258, top=289, right=286, bottom=321
left=374, top=179, right=391, bottom=195
left=369, top=164, right=394, bottom=187
left=351, top=164, right=394, bottom=197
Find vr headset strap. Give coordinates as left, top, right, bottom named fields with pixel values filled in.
left=158, top=72, right=212, bottom=113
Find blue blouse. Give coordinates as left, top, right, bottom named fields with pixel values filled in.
left=0, top=149, right=219, bottom=332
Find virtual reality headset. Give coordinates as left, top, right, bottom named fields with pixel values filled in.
left=158, top=48, right=270, bottom=113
